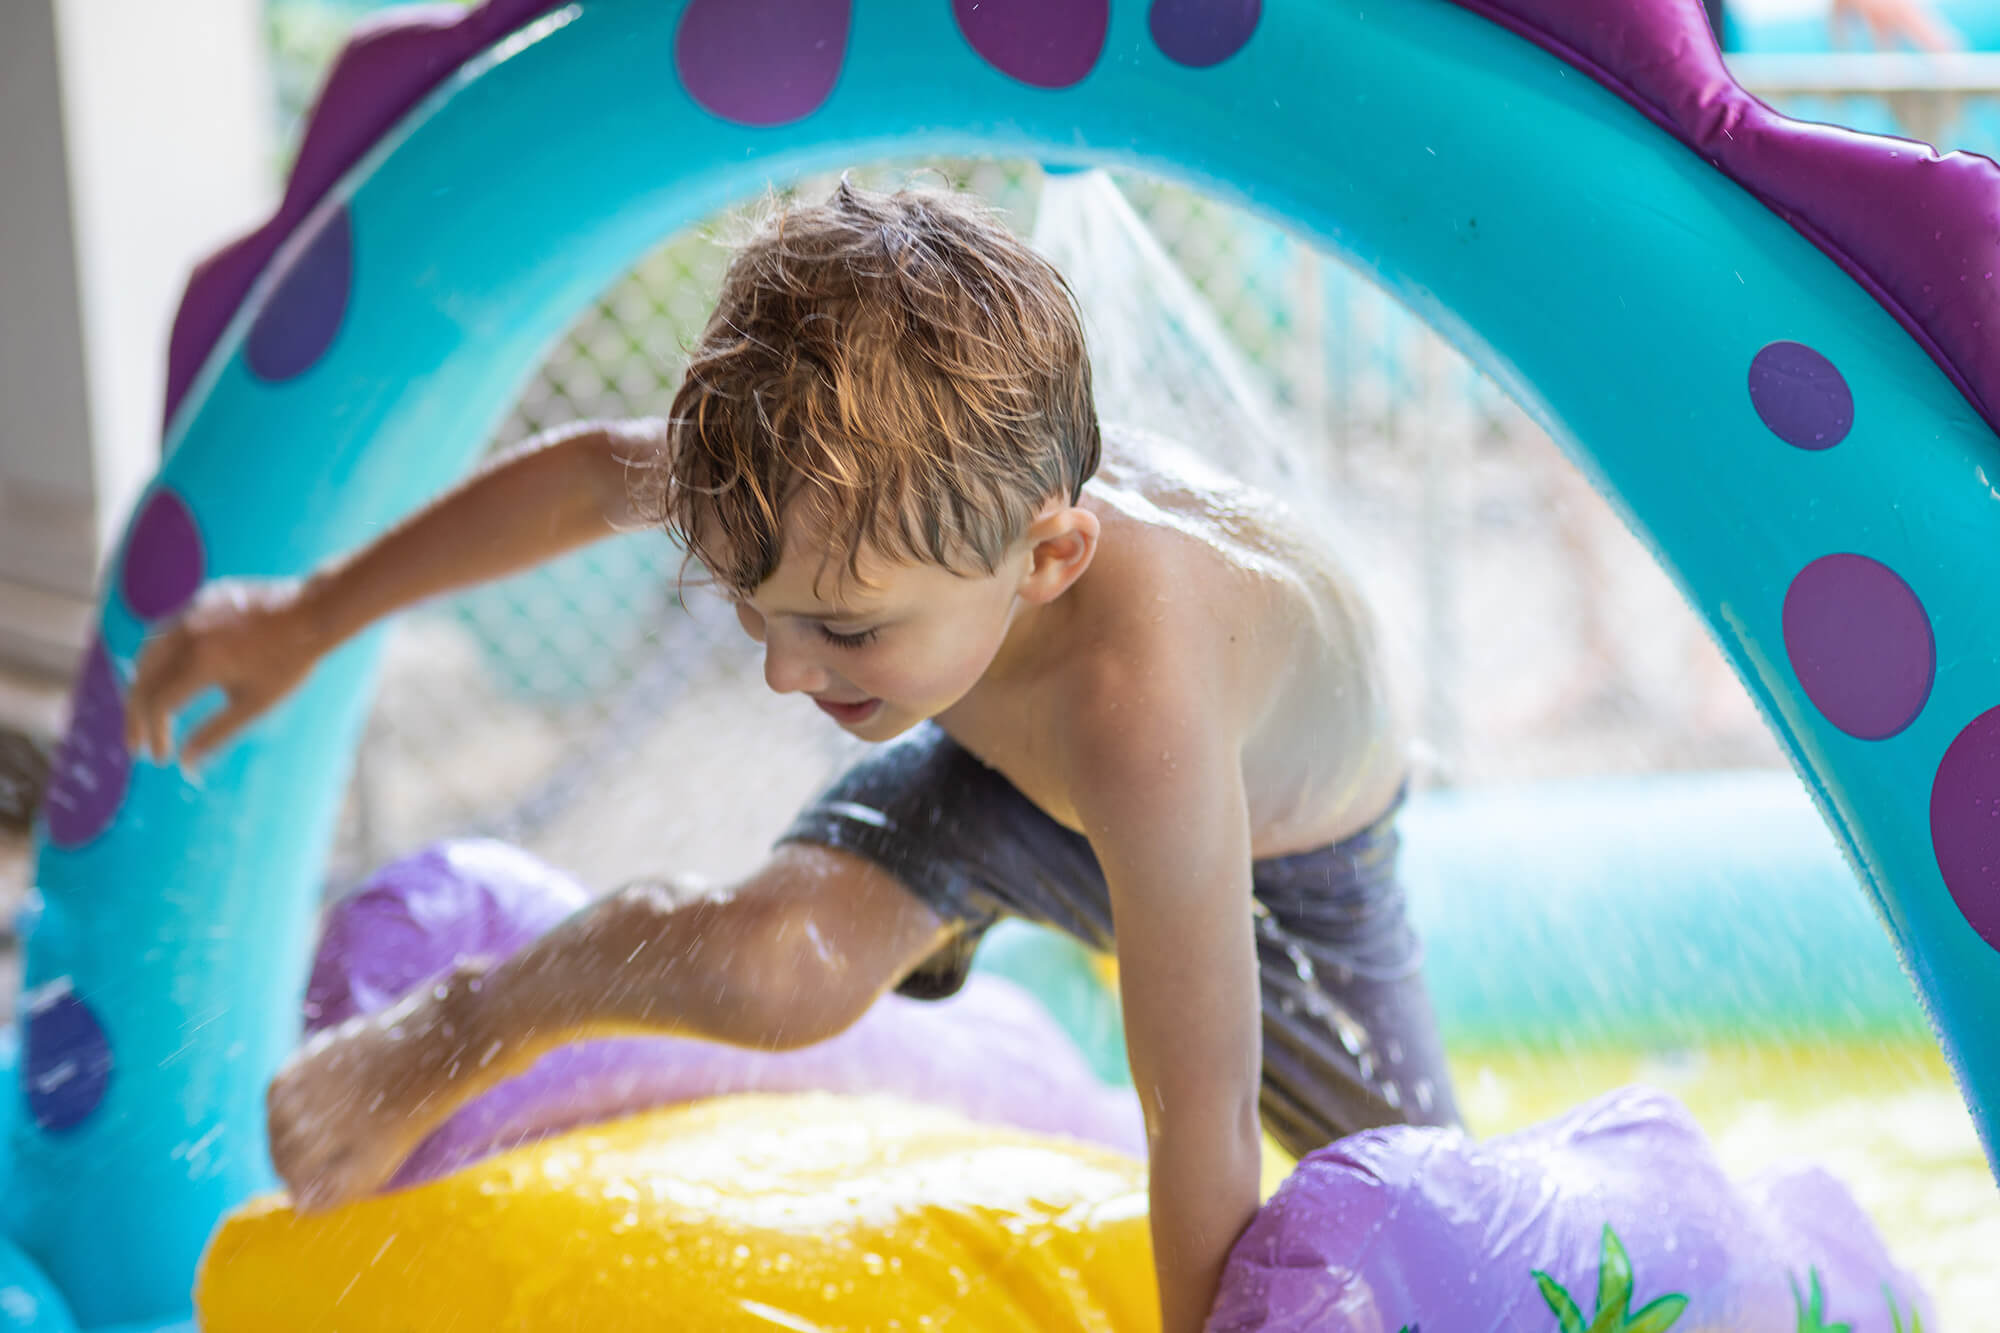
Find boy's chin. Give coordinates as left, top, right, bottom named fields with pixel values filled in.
left=843, top=705, right=921, bottom=741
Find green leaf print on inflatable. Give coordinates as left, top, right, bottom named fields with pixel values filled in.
left=1880, top=1280, right=1928, bottom=1328
left=1885, top=1283, right=1926, bottom=1333
left=1785, top=1265, right=1929, bottom=1332
left=1532, top=1226, right=1690, bottom=1333
left=1791, top=1269, right=1851, bottom=1333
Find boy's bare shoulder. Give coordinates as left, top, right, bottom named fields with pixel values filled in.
left=1048, top=546, right=1247, bottom=782
left=1051, top=623, right=1242, bottom=833
left=1056, top=427, right=1404, bottom=849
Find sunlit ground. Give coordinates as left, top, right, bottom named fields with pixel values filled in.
left=1457, top=1041, right=2000, bottom=1327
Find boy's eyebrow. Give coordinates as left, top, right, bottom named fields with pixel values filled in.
left=747, top=595, right=876, bottom=621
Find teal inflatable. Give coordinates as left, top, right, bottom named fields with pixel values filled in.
left=12, top=1, right=2000, bottom=1327
left=1402, top=771, right=1931, bottom=1048
left=975, top=920, right=1133, bottom=1087
left=0, top=1235, right=75, bottom=1333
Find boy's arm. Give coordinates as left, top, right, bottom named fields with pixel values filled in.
left=1069, top=670, right=1264, bottom=1333
left=295, top=417, right=663, bottom=648
left=126, top=418, right=663, bottom=762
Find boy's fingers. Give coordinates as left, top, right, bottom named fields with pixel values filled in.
left=128, top=630, right=197, bottom=754
left=181, top=696, right=260, bottom=768
left=126, top=635, right=179, bottom=754
left=151, top=706, right=175, bottom=766
left=135, top=645, right=220, bottom=761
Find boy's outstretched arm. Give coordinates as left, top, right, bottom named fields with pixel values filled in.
left=1071, top=670, right=1263, bottom=1333
left=125, top=418, right=663, bottom=763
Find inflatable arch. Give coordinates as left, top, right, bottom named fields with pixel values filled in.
left=8, top=0, right=2000, bottom=1324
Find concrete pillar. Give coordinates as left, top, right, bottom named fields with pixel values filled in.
left=0, top=0, right=273, bottom=681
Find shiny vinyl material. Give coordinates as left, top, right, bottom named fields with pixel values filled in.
left=196, top=1093, right=1157, bottom=1333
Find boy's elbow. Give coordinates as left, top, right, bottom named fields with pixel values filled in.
left=578, top=419, right=665, bottom=532
left=1145, top=1069, right=1262, bottom=1156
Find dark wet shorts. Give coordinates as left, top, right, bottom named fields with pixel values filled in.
left=778, top=723, right=1462, bottom=1157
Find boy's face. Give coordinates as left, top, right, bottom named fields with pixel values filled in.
left=729, top=526, right=1033, bottom=742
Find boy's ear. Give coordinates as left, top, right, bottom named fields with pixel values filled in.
left=1017, top=500, right=1100, bottom=605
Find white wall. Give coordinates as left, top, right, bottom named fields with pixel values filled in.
left=0, top=1, right=98, bottom=602
left=0, top=0, right=274, bottom=677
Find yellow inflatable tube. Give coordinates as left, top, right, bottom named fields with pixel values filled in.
left=199, top=1093, right=1160, bottom=1332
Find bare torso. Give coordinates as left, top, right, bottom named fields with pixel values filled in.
left=939, top=425, right=1408, bottom=858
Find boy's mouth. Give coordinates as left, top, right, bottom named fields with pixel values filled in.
left=814, top=696, right=883, bottom=725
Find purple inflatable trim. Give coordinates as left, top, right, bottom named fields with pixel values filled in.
left=388, top=974, right=1145, bottom=1187
left=166, top=0, right=2000, bottom=440
left=307, top=839, right=1144, bottom=1190
left=1211, top=1086, right=1933, bottom=1333
left=304, top=838, right=589, bottom=1030
left=162, top=0, right=570, bottom=427
left=1447, top=0, right=2000, bottom=438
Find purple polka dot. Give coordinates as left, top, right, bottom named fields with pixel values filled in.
left=41, top=639, right=131, bottom=849
left=121, top=488, right=204, bottom=622
left=1749, top=341, right=1853, bottom=449
left=1783, top=553, right=1934, bottom=741
left=1934, top=707, right=2000, bottom=952
left=1150, top=0, right=1261, bottom=67
left=954, top=0, right=1109, bottom=89
left=245, top=205, right=352, bottom=382
left=674, top=0, right=851, bottom=127
left=23, top=979, right=113, bottom=1132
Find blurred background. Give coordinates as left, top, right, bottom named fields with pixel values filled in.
left=2, top=0, right=1998, bottom=1320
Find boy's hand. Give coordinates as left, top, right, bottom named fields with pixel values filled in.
left=125, top=578, right=327, bottom=766
left=267, top=965, right=487, bottom=1213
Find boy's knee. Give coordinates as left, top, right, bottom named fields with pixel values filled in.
left=729, top=893, right=886, bottom=1048
left=603, top=882, right=877, bottom=1050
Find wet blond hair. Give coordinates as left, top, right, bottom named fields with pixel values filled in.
left=647, top=179, right=1101, bottom=594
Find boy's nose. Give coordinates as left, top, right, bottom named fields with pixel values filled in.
left=763, top=644, right=829, bottom=696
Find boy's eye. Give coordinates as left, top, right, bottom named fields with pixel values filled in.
left=817, top=625, right=879, bottom=650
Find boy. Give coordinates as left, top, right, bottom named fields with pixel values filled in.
left=126, top=181, right=1458, bottom=1332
